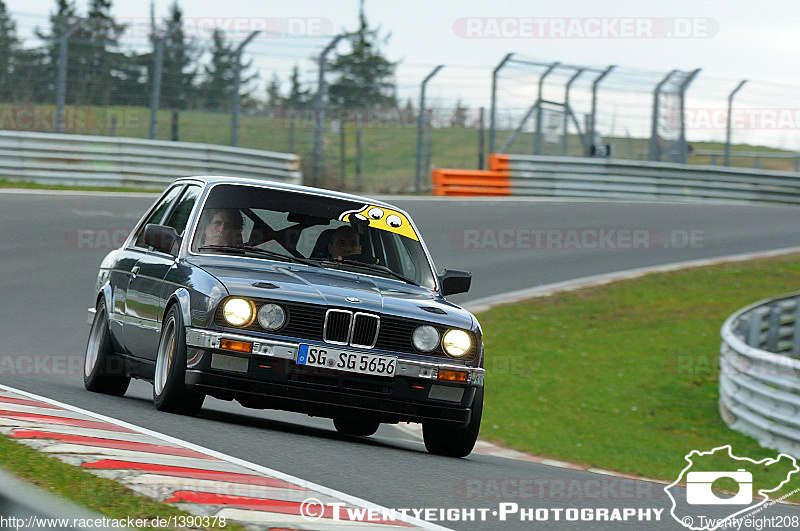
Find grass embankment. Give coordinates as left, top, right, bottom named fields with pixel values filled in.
left=0, top=435, right=239, bottom=529
left=3, top=104, right=795, bottom=193
left=479, top=253, right=800, bottom=499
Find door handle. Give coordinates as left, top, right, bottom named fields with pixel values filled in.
left=131, top=266, right=140, bottom=278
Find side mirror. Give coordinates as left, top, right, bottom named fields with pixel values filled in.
left=439, top=269, right=471, bottom=296
left=144, top=224, right=180, bottom=255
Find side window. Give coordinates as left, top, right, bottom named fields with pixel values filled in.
left=165, top=185, right=202, bottom=235
left=132, top=185, right=183, bottom=248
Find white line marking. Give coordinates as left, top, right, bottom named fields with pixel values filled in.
left=0, top=384, right=449, bottom=531
left=465, top=245, right=800, bottom=313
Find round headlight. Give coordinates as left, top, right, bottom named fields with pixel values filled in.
left=442, top=329, right=472, bottom=357
left=257, top=303, right=286, bottom=330
left=222, top=298, right=255, bottom=327
left=412, top=325, right=440, bottom=352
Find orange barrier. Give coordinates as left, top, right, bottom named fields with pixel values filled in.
left=488, top=153, right=510, bottom=171
left=431, top=153, right=512, bottom=196
left=431, top=168, right=511, bottom=196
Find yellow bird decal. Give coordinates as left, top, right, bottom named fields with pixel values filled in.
left=339, top=205, right=419, bottom=241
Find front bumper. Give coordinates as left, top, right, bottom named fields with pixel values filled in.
left=184, top=327, right=484, bottom=425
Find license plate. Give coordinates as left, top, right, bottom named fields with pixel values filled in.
left=295, top=344, right=396, bottom=377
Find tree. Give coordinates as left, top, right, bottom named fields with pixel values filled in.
left=34, top=0, right=80, bottom=103
left=284, top=64, right=309, bottom=109
left=265, top=72, right=282, bottom=109
left=327, top=3, right=397, bottom=110
left=160, top=1, right=199, bottom=110
left=451, top=99, right=468, bottom=128
left=0, top=1, right=19, bottom=101
left=201, top=29, right=234, bottom=111
left=81, top=0, right=126, bottom=105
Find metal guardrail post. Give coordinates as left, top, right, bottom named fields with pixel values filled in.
left=56, top=19, right=84, bottom=133
left=678, top=68, right=701, bottom=164
left=489, top=53, right=513, bottom=155
left=648, top=70, right=677, bottom=162
left=724, top=80, right=747, bottom=166
left=231, top=31, right=261, bottom=147
left=587, top=65, right=615, bottom=156
left=533, top=62, right=560, bottom=155
left=562, top=68, right=584, bottom=156
left=312, top=34, right=345, bottom=187
left=149, top=22, right=180, bottom=140
left=414, top=65, right=444, bottom=193
left=793, top=302, right=800, bottom=357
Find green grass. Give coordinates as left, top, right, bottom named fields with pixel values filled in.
left=0, top=179, right=158, bottom=193
left=2, top=103, right=795, bottom=193
left=0, top=435, right=239, bottom=529
left=478, top=253, right=800, bottom=499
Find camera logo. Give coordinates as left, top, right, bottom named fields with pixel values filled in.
left=664, top=445, right=799, bottom=530
left=686, top=469, right=752, bottom=505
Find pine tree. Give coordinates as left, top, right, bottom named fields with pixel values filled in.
left=35, top=0, right=80, bottom=103
left=327, top=3, right=397, bottom=110
left=265, top=72, right=282, bottom=109
left=0, top=1, right=19, bottom=102
left=160, top=1, right=198, bottom=110
left=284, top=64, right=309, bottom=109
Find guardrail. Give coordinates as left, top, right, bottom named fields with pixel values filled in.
left=432, top=154, right=800, bottom=204
left=0, top=131, right=302, bottom=189
left=719, top=292, right=800, bottom=457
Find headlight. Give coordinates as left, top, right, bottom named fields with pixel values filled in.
left=412, top=325, right=440, bottom=352
left=222, top=298, right=255, bottom=327
left=442, top=329, right=471, bottom=357
left=257, top=303, right=286, bottom=330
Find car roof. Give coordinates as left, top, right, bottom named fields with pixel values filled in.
left=175, top=176, right=406, bottom=212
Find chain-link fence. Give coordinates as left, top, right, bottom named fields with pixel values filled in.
left=4, top=10, right=800, bottom=193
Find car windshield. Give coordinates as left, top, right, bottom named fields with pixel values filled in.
left=191, top=184, right=437, bottom=289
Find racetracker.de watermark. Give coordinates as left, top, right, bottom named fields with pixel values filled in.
left=68, top=16, right=333, bottom=39
left=684, top=108, right=800, bottom=130
left=454, top=477, right=666, bottom=501
left=451, top=228, right=704, bottom=250
left=0, top=356, right=83, bottom=376
left=453, top=17, right=719, bottom=39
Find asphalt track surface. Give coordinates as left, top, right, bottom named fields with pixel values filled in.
left=2, top=190, right=800, bottom=530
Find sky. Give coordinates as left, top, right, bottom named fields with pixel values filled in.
left=4, top=0, right=800, bottom=147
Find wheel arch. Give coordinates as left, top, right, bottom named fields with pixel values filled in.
left=164, top=288, right=192, bottom=329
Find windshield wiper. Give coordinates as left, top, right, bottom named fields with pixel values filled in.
left=198, top=245, right=319, bottom=267
left=312, top=257, right=418, bottom=286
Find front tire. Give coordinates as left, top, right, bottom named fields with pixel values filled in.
left=333, top=416, right=380, bottom=437
left=423, top=387, right=483, bottom=457
left=153, top=305, right=205, bottom=415
left=84, top=300, right=130, bottom=396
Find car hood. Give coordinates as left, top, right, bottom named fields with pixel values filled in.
left=185, top=255, right=476, bottom=329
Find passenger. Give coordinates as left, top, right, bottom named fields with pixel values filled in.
left=328, top=225, right=362, bottom=260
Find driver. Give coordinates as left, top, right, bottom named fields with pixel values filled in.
left=328, top=225, right=362, bottom=260
left=197, top=208, right=243, bottom=248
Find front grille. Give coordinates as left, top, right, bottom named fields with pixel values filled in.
left=324, top=310, right=352, bottom=344
left=351, top=313, right=380, bottom=348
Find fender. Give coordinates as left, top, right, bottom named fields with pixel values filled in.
left=164, top=288, right=192, bottom=330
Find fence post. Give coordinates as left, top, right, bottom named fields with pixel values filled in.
left=478, top=107, right=485, bottom=169
left=586, top=65, right=615, bottom=156
left=533, top=62, right=560, bottom=155
left=231, top=31, right=261, bottom=147
left=414, top=65, right=444, bottom=193
left=724, top=80, right=747, bottom=166
left=55, top=19, right=84, bottom=133
left=766, top=304, right=782, bottom=352
left=149, top=22, right=180, bottom=140
left=355, top=112, right=363, bottom=191
left=312, top=34, right=345, bottom=187
left=678, top=68, right=701, bottom=164
left=792, top=299, right=800, bottom=357
left=648, top=70, right=677, bottom=162
left=562, top=68, right=584, bottom=156
left=489, top=53, right=514, bottom=155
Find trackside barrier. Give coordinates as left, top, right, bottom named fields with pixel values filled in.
left=433, top=153, right=800, bottom=204
left=719, top=292, right=800, bottom=457
left=0, top=131, right=302, bottom=189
